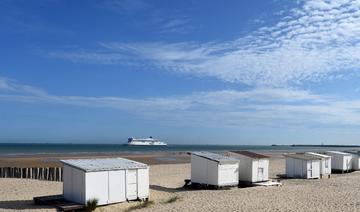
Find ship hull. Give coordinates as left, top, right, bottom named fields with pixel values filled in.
left=127, top=143, right=167, bottom=146
left=127, top=141, right=167, bottom=146
left=127, top=137, right=167, bottom=146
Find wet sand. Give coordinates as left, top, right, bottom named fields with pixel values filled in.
left=0, top=152, right=191, bottom=167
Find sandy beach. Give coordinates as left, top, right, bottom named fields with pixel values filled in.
left=0, top=152, right=191, bottom=167
left=1, top=154, right=360, bottom=212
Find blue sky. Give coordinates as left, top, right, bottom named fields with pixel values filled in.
left=2, top=0, right=360, bottom=144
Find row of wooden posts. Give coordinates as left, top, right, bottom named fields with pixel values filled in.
left=0, top=167, right=63, bottom=181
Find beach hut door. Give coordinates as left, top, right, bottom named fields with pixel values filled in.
left=307, top=161, right=313, bottom=178
left=258, top=167, right=264, bottom=181
left=108, top=170, right=126, bottom=203
left=345, top=158, right=350, bottom=171
left=126, top=170, right=138, bottom=199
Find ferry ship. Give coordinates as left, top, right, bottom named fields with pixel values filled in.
left=127, top=137, right=167, bottom=146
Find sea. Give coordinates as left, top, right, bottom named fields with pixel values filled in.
left=0, top=143, right=356, bottom=155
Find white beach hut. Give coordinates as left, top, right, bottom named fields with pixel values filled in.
left=325, top=151, right=352, bottom=172
left=61, top=158, right=149, bottom=206
left=305, top=152, right=332, bottom=178
left=285, top=153, right=321, bottom=179
left=230, top=151, right=269, bottom=183
left=191, top=152, right=239, bottom=187
left=345, top=151, right=360, bottom=170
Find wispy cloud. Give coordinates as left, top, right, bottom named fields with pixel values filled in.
left=0, top=77, right=48, bottom=96
left=100, top=0, right=150, bottom=14
left=159, top=17, right=194, bottom=34
left=98, top=0, right=194, bottom=34
left=51, top=0, right=360, bottom=86
left=2, top=76, right=360, bottom=128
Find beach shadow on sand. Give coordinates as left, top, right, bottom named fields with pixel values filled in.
left=150, top=185, right=185, bottom=193
left=150, top=183, right=234, bottom=192
left=275, top=174, right=288, bottom=179
left=0, top=200, right=54, bottom=210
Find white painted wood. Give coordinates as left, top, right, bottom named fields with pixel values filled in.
left=306, top=160, right=320, bottom=179
left=85, top=171, right=109, bottom=205
left=63, top=165, right=73, bottom=201
left=126, top=169, right=138, bottom=200
left=298, top=159, right=305, bottom=177
left=191, top=155, right=208, bottom=184
left=218, top=163, right=238, bottom=186
left=318, top=157, right=331, bottom=175
left=71, top=168, right=85, bottom=204
left=239, top=156, right=252, bottom=181
left=285, top=157, right=294, bottom=178
left=61, top=158, right=149, bottom=206
left=137, top=168, right=149, bottom=199
left=326, top=151, right=352, bottom=171
left=262, top=159, right=269, bottom=181
left=351, top=156, right=360, bottom=170
left=305, top=152, right=332, bottom=175
left=63, top=165, right=85, bottom=203
left=191, top=153, right=239, bottom=186
left=285, top=157, right=320, bottom=179
left=235, top=154, right=269, bottom=183
left=108, top=170, right=126, bottom=203
left=207, top=160, right=218, bottom=185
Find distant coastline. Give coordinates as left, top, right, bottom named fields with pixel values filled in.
left=292, top=144, right=360, bottom=148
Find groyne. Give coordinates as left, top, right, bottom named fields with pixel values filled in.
left=0, top=167, right=63, bottom=181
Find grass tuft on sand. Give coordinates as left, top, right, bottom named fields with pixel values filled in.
left=163, top=196, right=181, bottom=204
left=86, top=198, right=98, bottom=211
left=125, top=200, right=155, bottom=211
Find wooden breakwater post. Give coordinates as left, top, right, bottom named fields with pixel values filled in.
left=0, top=167, right=63, bottom=181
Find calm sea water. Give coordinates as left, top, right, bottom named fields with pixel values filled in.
left=0, top=143, right=353, bottom=155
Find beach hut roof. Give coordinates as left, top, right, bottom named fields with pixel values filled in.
left=61, top=158, right=148, bottom=172
left=231, top=151, right=269, bottom=159
left=284, top=153, right=322, bottom=161
left=191, top=151, right=239, bottom=163
left=326, top=151, right=351, bottom=156
left=306, top=152, right=332, bottom=158
left=344, top=150, right=360, bottom=155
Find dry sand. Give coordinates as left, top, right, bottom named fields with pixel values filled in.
left=1, top=157, right=360, bottom=211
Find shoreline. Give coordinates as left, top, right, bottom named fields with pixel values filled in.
left=0, top=151, right=192, bottom=167
left=0, top=151, right=286, bottom=168
left=1, top=146, right=360, bottom=167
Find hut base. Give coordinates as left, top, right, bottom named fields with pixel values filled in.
left=320, top=174, right=331, bottom=179
left=252, top=181, right=282, bottom=187
left=282, top=175, right=320, bottom=179
left=183, top=179, right=236, bottom=190
left=34, top=195, right=85, bottom=212
left=238, top=180, right=282, bottom=187
left=331, top=169, right=352, bottom=174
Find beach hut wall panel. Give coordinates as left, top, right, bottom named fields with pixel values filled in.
left=285, top=154, right=321, bottom=179
left=325, top=151, right=352, bottom=171
left=85, top=171, right=110, bottom=205
left=305, top=152, right=332, bottom=176
left=191, top=152, right=239, bottom=186
left=136, top=168, right=150, bottom=198
left=61, top=158, right=149, bottom=206
left=344, top=151, right=360, bottom=170
left=63, top=165, right=86, bottom=204
left=218, top=163, right=239, bottom=185
left=352, top=155, right=360, bottom=170
left=230, top=151, right=269, bottom=183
